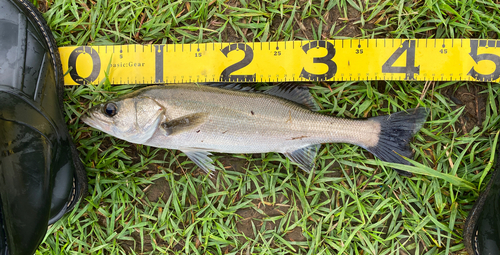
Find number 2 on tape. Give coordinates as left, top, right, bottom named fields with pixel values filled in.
left=220, top=44, right=255, bottom=82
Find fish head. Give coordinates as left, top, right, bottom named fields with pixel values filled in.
left=82, top=96, right=164, bottom=144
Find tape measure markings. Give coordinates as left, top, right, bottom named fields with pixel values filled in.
left=58, top=39, right=500, bottom=85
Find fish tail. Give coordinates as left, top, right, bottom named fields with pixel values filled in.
left=366, top=108, right=429, bottom=176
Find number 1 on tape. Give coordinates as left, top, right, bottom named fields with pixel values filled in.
left=58, top=39, right=500, bottom=85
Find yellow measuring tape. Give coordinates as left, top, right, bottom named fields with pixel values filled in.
left=59, top=39, right=500, bottom=85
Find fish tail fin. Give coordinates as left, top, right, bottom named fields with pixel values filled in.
left=366, top=108, right=429, bottom=176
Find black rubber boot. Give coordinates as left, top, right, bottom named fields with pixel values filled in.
left=464, top=141, right=500, bottom=254
left=0, top=0, right=87, bottom=254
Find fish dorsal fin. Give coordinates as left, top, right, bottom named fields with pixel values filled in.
left=182, top=150, right=216, bottom=177
left=202, top=83, right=255, bottom=92
left=203, top=83, right=319, bottom=111
left=284, top=144, right=320, bottom=172
left=160, top=113, right=208, bottom=136
left=264, top=84, right=320, bottom=111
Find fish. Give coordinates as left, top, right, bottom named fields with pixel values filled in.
left=81, top=83, right=428, bottom=176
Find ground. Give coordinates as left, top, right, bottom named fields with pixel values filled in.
left=32, top=0, right=500, bottom=254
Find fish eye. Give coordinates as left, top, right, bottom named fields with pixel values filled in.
left=104, top=103, right=118, bottom=117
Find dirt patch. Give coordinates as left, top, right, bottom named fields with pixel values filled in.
left=235, top=193, right=306, bottom=249
left=120, top=231, right=172, bottom=254
left=145, top=177, right=172, bottom=202
left=218, top=156, right=251, bottom=174
left=443, top=84, right=487, bottom=134
left=35, top=0, right=49, bottom=12
left=298, top=4, right=368, bottom=39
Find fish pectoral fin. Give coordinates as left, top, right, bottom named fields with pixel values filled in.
left=160, top=113, right=208, bottom=136
left=264, top=83, right=320, bottom=111
left=284, top=144, right=320, bottom=172
left=183, top=150, right=216, bottom=177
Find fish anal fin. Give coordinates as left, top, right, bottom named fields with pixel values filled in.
left=183, top=150, right=216, bottom=177
left=284, top=144, right=320, bottom=172
left=161, top=112, right=208, bottom=136
left=264, top=83, right=320, bottom=111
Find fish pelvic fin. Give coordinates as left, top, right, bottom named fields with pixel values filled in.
left=366, top=108, right=429, bottom=176
left=183, top=150, right=216, bottom=177
left=284, top=144, right=320, bottom=172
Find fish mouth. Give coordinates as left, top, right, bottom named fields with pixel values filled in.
left=81, top=110, right=111, bottom=132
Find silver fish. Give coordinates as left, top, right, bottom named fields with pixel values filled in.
left=82, top=83, right=428, bottom=176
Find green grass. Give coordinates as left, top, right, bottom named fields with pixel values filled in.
left=33, top=0, right=500, bottom=254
